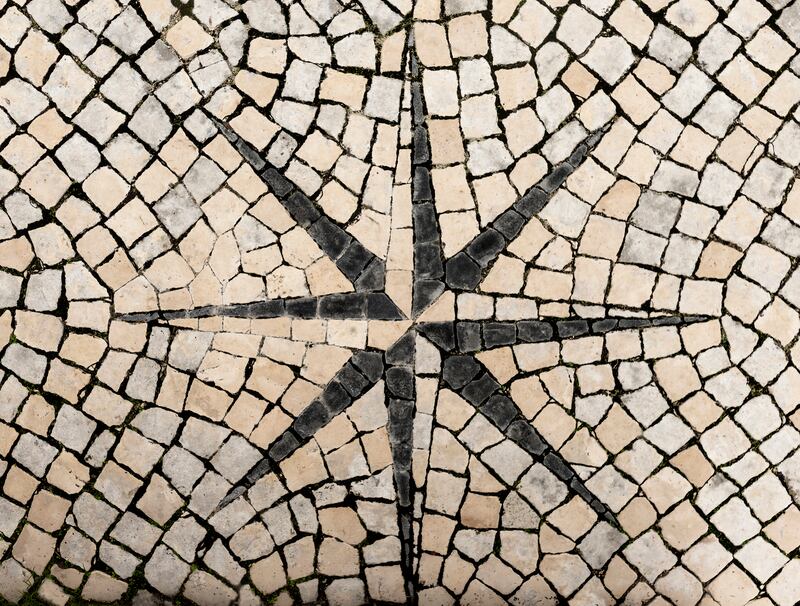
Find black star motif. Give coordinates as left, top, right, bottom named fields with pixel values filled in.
left=119, top=36, right=712, bottom=601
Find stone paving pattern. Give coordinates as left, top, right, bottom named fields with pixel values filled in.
left=2, top=0, right=800, bottom=603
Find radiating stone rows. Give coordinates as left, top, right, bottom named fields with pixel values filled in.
left=439, top=351, right=614, bottom=521
left=258, top=167, right=387, bottom=293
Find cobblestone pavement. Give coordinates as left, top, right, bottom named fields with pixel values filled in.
left=2, top=0, right=800, bottom=604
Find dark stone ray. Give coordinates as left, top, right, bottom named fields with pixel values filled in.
left=214, top=351, right=386, bottom=511
left=417, top=312, right=716, bottom=527
left=439, top=349, right=617, bottom=524
left=212, top=331, right=419, bottom=602
left=410, top=50, right=446, bottom=319
left=213, top=119, right=387, bottom=292
left=114, top=293, right=407, bottom=322
left=417, top=313, right=714, bottom=351
left=384, top=330, right=417, bottom=602
left=443, top=124, right=611, bottom=292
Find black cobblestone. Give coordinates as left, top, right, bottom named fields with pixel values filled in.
left=483, top=322, right=516, bottom=348
left=462, top=373, right=500, bottom=405
left=293, top=400, right=330, bottom=438
left=283, top=190, right=320, bottom=226
left=481, top=395, right=517, bottom=430
left=386, top=367, right=415, bottom=399
left=352, top=351, right=384, bottom=382
left=445, top=253, right=482, bottom=290
left=506, top=421, right=547, bottom=456
left=442, top=356, right=481, bottom=389
left=518, top=321, right=554, bottom=342
left=456, top=322, right=481, bottom=353
left=269, top=432, right=300, bottom=462
left=466, top=229, right=505, bottom=267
